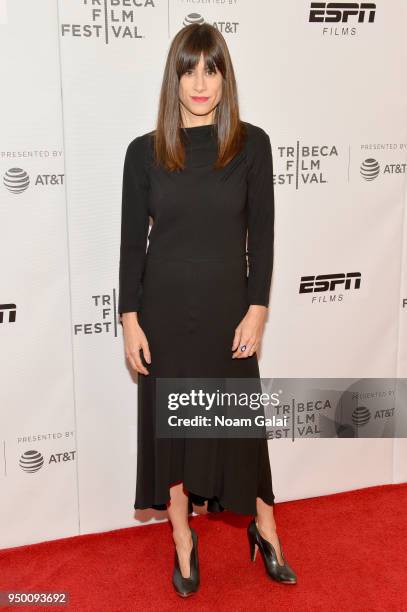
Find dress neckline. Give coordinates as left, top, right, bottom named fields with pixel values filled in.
left=180, top=123, right=216, bottom=131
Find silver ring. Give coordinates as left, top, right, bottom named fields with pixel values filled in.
left=240, top=344, right=247, bottom=352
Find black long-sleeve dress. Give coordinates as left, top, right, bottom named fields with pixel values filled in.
left=118, top=121, right=275, bottom=515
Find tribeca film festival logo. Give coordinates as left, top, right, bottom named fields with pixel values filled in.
left=183, top=12, right=239, bottom=34
left=275, top=142, right=406, bottom=188
left=74, top=289, right=121, bottom=337
left=2, top=168, right=64, bottom=193
left=0, top=303, right=16, bottom=323
left=275, top=143, right=338, bottom=189
left=309, top=2, right=376, bottom=36
left=60, top=0, right=156, bottom=43
left=299, top=272, right=361, bottom=303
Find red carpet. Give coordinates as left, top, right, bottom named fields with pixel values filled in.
left=1, top=483, right=406, bottom=611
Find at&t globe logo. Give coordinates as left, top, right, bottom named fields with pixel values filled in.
left=3, top=168, right=30, bottom=193
left=351, top=405, right=371, bottom=426
left=360, top=158, right=380, bottom=181
left=19, top=450, right=44, bottom=473
left=183, top=13, right=205, bottom=26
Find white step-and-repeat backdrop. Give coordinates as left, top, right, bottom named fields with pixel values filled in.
left=1, top=0, right=407, bottom=548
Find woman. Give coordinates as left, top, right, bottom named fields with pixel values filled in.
left=118, top=23, right=297, bottom=596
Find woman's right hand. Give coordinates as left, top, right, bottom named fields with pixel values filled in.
left=120, top=312, right=151, bottom=375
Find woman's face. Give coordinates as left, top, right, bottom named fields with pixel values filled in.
left=179, top=53, right=222, bottom=125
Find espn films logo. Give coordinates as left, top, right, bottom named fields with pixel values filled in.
left=299, top=272, right=361, bottom=298
left=0, top=303, right=16, bottom=323
left=309, top=2, right=376, bottom=23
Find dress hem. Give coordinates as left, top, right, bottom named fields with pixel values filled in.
left=134, top=485, right=275, bottom=516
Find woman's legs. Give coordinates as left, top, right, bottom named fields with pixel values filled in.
left=167, top=483, right=193, bottom=578
left=255, top=497, right=284, bottom=565
left=167, top=488, right=284, bottom=575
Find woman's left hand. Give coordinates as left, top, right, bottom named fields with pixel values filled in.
left=231, top=305, right=268, bottom=358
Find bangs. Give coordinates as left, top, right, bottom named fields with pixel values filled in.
left=176, top=28, right=225, bottom=78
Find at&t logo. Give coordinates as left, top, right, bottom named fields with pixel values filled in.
left=19, top=450, right=44, bottom=473
left=19, top=450, right=76, bottom=473
left=360, top=158, right=380, bottom=181
left=183, top=13, right=239, bottom=34
left=3, top=168, right=30, bottom=194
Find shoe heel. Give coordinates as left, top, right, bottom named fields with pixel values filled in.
left=250, top=541, right=258, bottom=562
left=247, top=523, right=258, bottom=562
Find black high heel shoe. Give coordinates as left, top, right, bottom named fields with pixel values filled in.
left=247, top=518, right=297, bottom=584
left=172, top=526, right=200, bottom=597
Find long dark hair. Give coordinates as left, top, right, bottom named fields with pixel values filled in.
left=153, top=23, right=247, bottom=172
